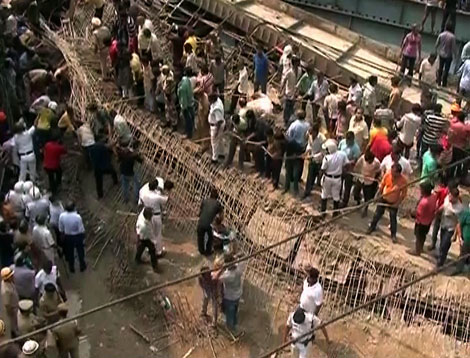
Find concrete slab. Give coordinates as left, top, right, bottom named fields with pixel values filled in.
left=296, top=24, right=352, bottom=60
left=242, top=3, right=298, bottom=29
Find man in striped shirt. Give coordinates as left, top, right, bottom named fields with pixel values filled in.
left=421, top=103, right=448, bottom=158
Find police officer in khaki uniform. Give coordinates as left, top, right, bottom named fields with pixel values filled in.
left=17, top=300, right=45, bottom=338
left=52, top=303, right=81, bottom=358
left=39, top=283, right=61, bottom=324
left=1, top=267, right=19, bottom=337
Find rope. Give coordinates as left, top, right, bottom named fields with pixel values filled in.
left=1, top=154, right=468, bottom=347
left=256, top=252, right=470, bottom=358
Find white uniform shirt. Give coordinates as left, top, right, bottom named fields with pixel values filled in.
left=321, top=151, right=348, bottom=176
left=420, top=58, right=438, bottom=84
left=397, top=112, right=422, bottom=146
left=208, top=98, right=225, bottom=126
left=135, top=210, right=154, bottom=241
left=362, top=82, right=377, bottom=117
left=34, top=266, right=58, bottom=294
left=287, top=311, right=321, bottom=342
left=32, top=225, right=55, bottom=251
left=300, top=279, right=324, bottom=314
left=306, top=133, right=326, bottom=163
left=380, top=155, right=413, bottom=177
left=14, top=127, right=35, bottom=155
left=76, top=124, right=95, bottom=147
left=49, top=202, right=64, bottom=227
left=139, top=186, right=168, bottom=215
left=6, top=190, right=24, bottom=214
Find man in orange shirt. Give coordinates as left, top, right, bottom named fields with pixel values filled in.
left=366, top=163, right=408, bottom=243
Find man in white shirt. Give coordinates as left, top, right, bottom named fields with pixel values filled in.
left=138, top=179, right=172, bottom=256
left=307, top=72, right=329, bottom=120
left=138, top=23, right=159, bottom=61
left=32, top=214, right=55, bottom=264
left=299, top=267, right=324, bottom=315
left=347, top=77, right=362, bottom=107
left=135, top=207, right=158, bottom=272
left=458, top=59, right=470, bottom=99
left=362, top=75, right=377, bottom=126
left=229, top=62, right=249, bottom=114
left=6, top=181, right=25, bottom=220
left=284, top=306, right=330, bottom=358
left=380, top=146, right=413, bottom=178
left=419, top=53, right=438, bottom=85
left=13, top=123, right=36, bottom=182
left=302, top=124, right=325, bottom=199
left=76, top=121, right=95, bottom=170
left=320, top=139, right=348, bottom=216
left=208, top=94, right=225, bottom=163
left=35, top=261, right=60, bottom=296
left=396, top=104, right=423, bottom=158
left=281, top=66, right=296, bottom=125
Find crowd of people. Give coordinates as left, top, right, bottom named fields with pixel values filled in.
left=1, top=0, right=470, bottom=356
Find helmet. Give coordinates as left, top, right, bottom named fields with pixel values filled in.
left=23, top=181, right=33, bottom=194
left=29, top=186, right=41, bottom=200
left=22, top=340, right=39, bottom=355
left=14, top=181, right=24, bottom=193
left=0, top=320, right=5, bottom=336
left=1, top=267, right=14, bottom=281
left=322, top=139, right=338, bottom=154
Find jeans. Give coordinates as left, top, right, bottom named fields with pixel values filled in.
left=94, top=167, right=118, bottom=198
left=197, top=226, right=213, bottom=255
left=369, top=199, right=398, bottom=237
left=453, top=242, right=470, bottom=274
left=353, top=181, right=378, bottom=212
left=451, top=147, right=467, bottom=180
left=202, top=290, right=218, bottom=322
left=400, top=55, right=416, bottom=78
left=430, top=212, right=442, bottom=248
left=284, top=98, right=295, bottom=125
left=437, top=227, right=455, bottom=267
left=251, top=145, right=265, bottom=175
left=284, top=158, right=304, bottom=194
left=121, top=173, right=139, bottom=203
left=135, top=239, right=158, bottom=269
left=45, top=167, right=62, bottom=194
left=222, top=298, right=240, bottom=331
left=304, top=161, right=321, bottom=196
left=182, top=106, right=195, bottom=138
left=437, top=56, right=452, bottom=87
left=64, top=233, right=86, bottom=272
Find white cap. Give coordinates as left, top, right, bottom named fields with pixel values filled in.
left=14, top=181, right=24, bottom=193
left=29, top=186, right=41, bottom=200
left=322, top=139, right=338, bottom=154
left=23, top=181, right=33, bottom=194
left=22, top=340, right=39, bottom=355
left=48, top=101, right=58, bottom=111
left=91, top=17, right=101, bottom=28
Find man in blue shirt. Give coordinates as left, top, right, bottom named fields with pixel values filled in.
left=338, top=131, right=361, bottom=207
left=284, top=110, right=310, bottom=196
left=58, top=201, right=86, bottom=273
left=253, top=44, right=268, bottom=94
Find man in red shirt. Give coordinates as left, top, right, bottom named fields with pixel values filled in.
left=43, top=134, right=67, bottom=194
left=413, top=181, right=437, bottom=256
left=449, top=110, right=470, bottom=181
left=368, top=132, right=392, bottom=162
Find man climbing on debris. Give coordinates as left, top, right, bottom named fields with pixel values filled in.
left=197, top=188, right=223, bottom=256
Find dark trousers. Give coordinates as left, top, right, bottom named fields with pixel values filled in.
left=414, top=223, right=431, bottom=255
left=341, top=173, right=354, bottom=206
left=229, top=88, right=244, bottom=114
left=370, top=199, right=398, bottom=237
left=254, top=77, right=267, bottom=94
left=94, top=167, right=118, bottom=198
left=214, top=82, right=225, bottom=102
left=135, top=239, right=158, bottom=269
left=284, top=157, right=304, bottom=194
left=353, top=181, right=378, bottom=212
left=441, top=7, right=456, bottom=32
left=45, top=167, right=62, bottom=194
left=283, top=98, right=295, bottom=125
left=64, top=234, right=86, bottom=272
left=301, top=94, right=313, bottom=111
left=451, top=147, right=467, bottom=180
left=224, top=135, right=245, bottom=169
left=252, top=145, right=266, bottom=174
left=437, top=56, right=453, bottom=87
left=182, top=107, right=195, bottom=138
left=304, top=161, right=321, bottom=196
left=400, top=55, right=416, bottom=78
left=438, top=227, right=455, bottom=267
left=265, top=156, right=283, bottom=188
left=430, top=212, right=442, bottom=248
left=197, top=226, right=213, bottom=255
